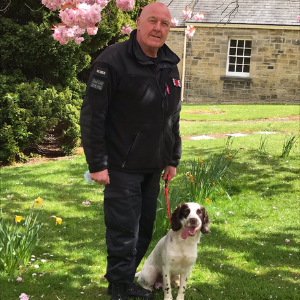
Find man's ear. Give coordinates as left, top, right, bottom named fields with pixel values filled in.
left=136, top=17, right=140, bottom=29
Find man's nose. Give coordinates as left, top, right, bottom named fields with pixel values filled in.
left=153, top=22, right=162, bottom=31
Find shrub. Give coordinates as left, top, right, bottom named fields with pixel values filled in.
left=0, top=77, right=85, bottom=163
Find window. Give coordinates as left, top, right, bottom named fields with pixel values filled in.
left=226, top=39, right=252, bottom=77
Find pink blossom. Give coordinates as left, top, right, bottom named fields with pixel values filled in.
left=193, top=12, right=204, bottom=21
left=229, top=211, right=233, bottom=214
left=285, top=239, right=290, bottom=243
left=87, top=27, right=98, bottom=35
left=59, top=3, right=102, bottom=29
left=53, top=25, right=85, bottom=44
left=95, top=0, right=109, bottom=7
left=216, top=212, right=220, bottom=216
left=116, top=0, right=134, bottom=11
left=82, top=201, right=91, bottom=205
left=75, top=37, right=84, bottom=44
left=42, top=0, right=64, bottom=10
left=19, top=293, right=30, bottom=300
left=297, top=15, right=300, bottom=22
left=16, top=277, right=22, bottom=282
left=273, top=206, right=278, bottom=210
left=171, top=17, right=178, bottom=27
left=185, top=25, right=196, bottom=37
left=120, top=25, right=132, bottom=35
left=183, top=8, right=192, bottom=20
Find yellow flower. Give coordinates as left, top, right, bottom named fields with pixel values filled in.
left=205, top=198, right=211, bottom=204
left=50, top=215, right=62, bottom=225
left=34, top=197, right=43, bottom=208
left=212, top=182, right=216, bottom=186
left=200, top=158, right=204, bottom=163
left=15, top=216, right=22, bottom=222
left=55, top=217, right=62, bottom=225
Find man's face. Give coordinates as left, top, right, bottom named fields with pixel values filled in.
left=136, top=3, right=171, bottom=57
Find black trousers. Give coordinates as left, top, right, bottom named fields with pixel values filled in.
left=103, top=169, right=161, bottom=283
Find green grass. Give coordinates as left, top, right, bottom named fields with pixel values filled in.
left=181, top=104, right=300, bottom=121
left=0, top=105, right=299, bottom=300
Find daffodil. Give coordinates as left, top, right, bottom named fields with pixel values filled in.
left=205, top=198, right=211, bottom=204
left=50, top=215, right=62, bottom=225
left=200, top=158, right=204, bottom=163
left=34, top=197, right=43, bottom=208
left=55, top=217, right=62, bottom=225
left=15, top=215, right=22, bottom=223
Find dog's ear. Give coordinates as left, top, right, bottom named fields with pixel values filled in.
left=200, top=206, right=210, bottom=234
left=171, top=204, right=183, bottom=231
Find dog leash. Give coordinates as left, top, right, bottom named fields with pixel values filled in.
left=164, top=173, right=172, bottom=224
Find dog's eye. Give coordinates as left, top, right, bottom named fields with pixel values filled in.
left=182, top=208, right=190, bottom=218
left=196, top=209, right=201, bottom=215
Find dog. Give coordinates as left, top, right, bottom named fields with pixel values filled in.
left=136, top=202, right=210, bottom=300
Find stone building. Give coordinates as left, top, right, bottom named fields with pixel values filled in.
left=159, top=0, right=300, bottom=104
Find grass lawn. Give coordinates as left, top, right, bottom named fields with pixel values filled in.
left=0, top=105, right=299, bottom=300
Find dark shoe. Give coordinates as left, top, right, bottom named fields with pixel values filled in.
left=110, top=283, right=128, bottom=300
left=108, top=282, right=153, bottom=300
left=127, top=282, right=153, bottom=299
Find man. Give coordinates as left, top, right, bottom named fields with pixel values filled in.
left=80, top=2, right=181, bottom=300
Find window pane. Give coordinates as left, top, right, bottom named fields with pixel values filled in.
left=244, top=57, right=250, bottom=65
left=237, top=48, right=244, bottom=56
left=230, top=40, right=237, bottom=47
left=229, top=48, right=236, bottom=55
left=243, top=65, right=250, bottom=73
left=236, top=65, right=243, bottom=72
left=229, top=56, right=236, bottom=64
left=244, top=48, right=251, bottom=56
left=245, top=40, right=252, bottom=48
left=238, top=40, right=244, bottom=47
left=237, top=57, right=243, bottom=64
left=228, top=64, right=235, bottom=72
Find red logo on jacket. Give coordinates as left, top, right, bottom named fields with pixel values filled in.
left=172, top=78, right=181, bottom=87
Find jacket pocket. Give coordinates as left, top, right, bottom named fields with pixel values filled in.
left=122, top=131, right=139, bottom=168
left=121, top=123, right=163, bottom=170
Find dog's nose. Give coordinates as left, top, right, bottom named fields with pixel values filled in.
left=189, top=218, right=198, bottom=226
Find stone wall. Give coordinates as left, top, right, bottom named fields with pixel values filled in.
left=166, top=26, right=300, bottom=104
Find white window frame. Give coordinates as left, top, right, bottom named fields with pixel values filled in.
left=226, top=38, right=252, bottom=77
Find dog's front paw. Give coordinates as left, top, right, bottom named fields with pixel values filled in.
left=164, top=297, right=173, bottom=300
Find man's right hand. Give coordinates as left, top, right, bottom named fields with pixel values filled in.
left=89, top=169, right=110, bottom=185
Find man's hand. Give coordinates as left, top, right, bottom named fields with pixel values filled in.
left=162, top=166, right=176, bottom=181
left=89, top=169, right=110, bottom=185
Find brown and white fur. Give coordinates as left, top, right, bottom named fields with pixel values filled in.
left=136, top=202, right=210, bottom=300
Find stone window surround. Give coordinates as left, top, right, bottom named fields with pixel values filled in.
left=220, top=76, right=253, bottom=82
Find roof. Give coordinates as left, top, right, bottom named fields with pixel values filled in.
left=158, top=0, right=300, bottom=27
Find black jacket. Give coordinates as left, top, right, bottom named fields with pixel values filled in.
left=80, top=30, right=182, bottom=173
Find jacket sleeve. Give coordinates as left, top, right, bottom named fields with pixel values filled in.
left=80, top=61, right=118, bottom=173
left=169, top=101, right=182, bottom=167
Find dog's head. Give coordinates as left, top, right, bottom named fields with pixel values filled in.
left=171, top=202, right=210, bottom=239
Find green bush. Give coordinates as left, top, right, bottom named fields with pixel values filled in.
left=0, top=75, right=85, bottom=163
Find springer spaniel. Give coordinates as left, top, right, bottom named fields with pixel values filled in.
left=136, top=202, right=210, bottom=300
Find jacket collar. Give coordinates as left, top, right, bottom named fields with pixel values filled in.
left=128, top=29, right=180, bottom=66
